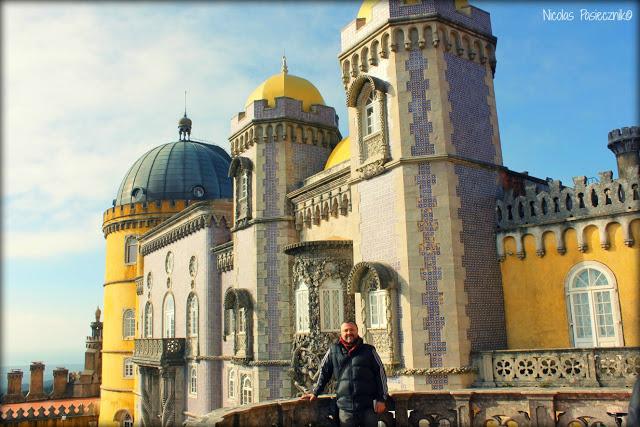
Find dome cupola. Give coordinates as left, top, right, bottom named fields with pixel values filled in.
left=244, top=56, right=325, bottom=112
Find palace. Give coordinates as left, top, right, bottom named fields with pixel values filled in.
left=94, top=1, right=639, bottom=426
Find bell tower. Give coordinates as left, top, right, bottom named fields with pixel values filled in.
left=339, top=0, right=505, bottom=389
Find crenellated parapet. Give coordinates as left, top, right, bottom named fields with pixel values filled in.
left=496, top=170, right=639, bottom=259
left=102, top=199, right=192, bottom=237
left=339, top=0, right=497, bottom=89
left=497, top=170, right=639, bottom=229
left=230, top=97, right=340, bottom=157
left=608, top=126, right=640, bottom=180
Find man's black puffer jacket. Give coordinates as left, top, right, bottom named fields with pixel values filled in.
left=312, top=338, right=388, bottom=412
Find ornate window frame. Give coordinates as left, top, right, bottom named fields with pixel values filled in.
left=347, top=262, right=398, bottom=364
left=229, top=157, right=253, bottom=229
left=565, top=261, right=623, bottom=348
left=227, top=368, right=236, bottom=400
left=347, top=74, right=390, bottom=179
left=223, top=288, right=254, bottom=359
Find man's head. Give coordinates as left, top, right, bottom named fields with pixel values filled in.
left=340, top=321, right=359, bottom=343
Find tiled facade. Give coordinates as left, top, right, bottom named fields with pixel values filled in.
left=119, top=1, right=638, bottom=425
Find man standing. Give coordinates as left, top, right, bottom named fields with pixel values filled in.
left=300, top=322, right=388, bottom=427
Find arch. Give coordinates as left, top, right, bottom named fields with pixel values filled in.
left=319, top=277, right=344, bottom=332
left=295, top=279, right=310, bottom=333
left=360, top=46, right=369, bottom=71
left=380, top=33, right=390, bottom=58
left=408, top=27, right=419, bottom=50
left=228, top=157, right=253, bottom=178
left=346, top=74, right=388, bottom=107
left=370, top=39, right=379, bottom=65
left=347, top=262, right=396, bottom=294
left=114, top=410, right=133, bottom=427
left=227, top=369, right=236, bottom=399
left=351, top=53, right=360, bottom=77
left=391, top=28, right=404, bottom=52
left=189, top=365, right=198, bottom=395
left=241, top=375, right=253, bottom=405
left=223, top=287, right=253, bottom=310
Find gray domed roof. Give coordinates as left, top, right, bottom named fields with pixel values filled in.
left=114, top=140, right=232, bottom=206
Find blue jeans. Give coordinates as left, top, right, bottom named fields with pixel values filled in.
left=338, top=408, right=378, bottom=427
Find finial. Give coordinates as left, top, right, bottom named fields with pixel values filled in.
left=184, top=90, right=188, bottom=117
left=95, top=306, right=101, bottom=322
left=282, top=52, right=288, bottom=74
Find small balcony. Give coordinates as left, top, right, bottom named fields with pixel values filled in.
left=133, top=338, right=185, bottom=367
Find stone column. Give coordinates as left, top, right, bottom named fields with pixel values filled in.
left=1, top=369, right=25, bottom=403
left=26, top=362, right=47, bottom=401
left=160, top=368, right=175, bottom=427
left=50, top=367, right=69, bottom=398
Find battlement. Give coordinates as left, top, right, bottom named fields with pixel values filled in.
left=230, top=97, right=338, bottom=137
left=497, top=170, right=640, bottom=230
left=103, top=199, right=189, bottom=223
left=340, top=0, right=493, bottom=55
left=608, top=126, right=640, bottom=147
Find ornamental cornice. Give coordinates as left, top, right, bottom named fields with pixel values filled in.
left=102, top=217, right=164, bottom=238
left=283, top=240, right=353, bottom=255
left=140, top=214, right=210, bottom=256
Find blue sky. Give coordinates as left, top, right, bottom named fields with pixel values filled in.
left=2, top=1, right=637, bottom=367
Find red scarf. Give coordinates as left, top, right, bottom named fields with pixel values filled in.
left=339, top=337, right=362, bottom=356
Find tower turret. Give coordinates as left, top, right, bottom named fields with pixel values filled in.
left=608, top=126, right=640, bottom=179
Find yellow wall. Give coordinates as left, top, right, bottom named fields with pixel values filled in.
left=99, top=201, right=185, bottom=425
left=501, top=219, right=640, bottom=349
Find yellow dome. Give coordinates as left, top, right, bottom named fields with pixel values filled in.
left=324, top=136, right=350, bottom=170
left=244, top=65, right=325, bottom=112
left=357, top=0, right=380, bottom=22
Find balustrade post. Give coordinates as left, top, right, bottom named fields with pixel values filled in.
left=527, top=392, right=556, bottom=427
left=392, top=393, right=410, bottom=426
left=587, top=349, right=599, bottom=386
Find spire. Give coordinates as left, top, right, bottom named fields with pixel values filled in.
left=281, top=52, right=288, bottom=74
left=178, top=90, right=192, bottom=141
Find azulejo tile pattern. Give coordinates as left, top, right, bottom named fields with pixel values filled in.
left=405, top=48, right=447, bottom=389
left=445, top=52, right=506, bottom=351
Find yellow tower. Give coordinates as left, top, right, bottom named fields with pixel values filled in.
left=99, top=115, right=233, bottom=425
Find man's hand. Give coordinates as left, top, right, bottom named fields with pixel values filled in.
left=374, top=401, right=386, bottom=414
left=299, top=393, right=317, bottom=401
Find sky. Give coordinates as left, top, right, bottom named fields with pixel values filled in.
left=2, top=1, right=638, bottom=367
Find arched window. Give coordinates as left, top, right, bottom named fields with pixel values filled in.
left=241, top=375, right=253, bottom=405
left=295, top=281, right=310, bottom=333
left=368, top=290, right=388, bottom=329
left=189, top=365, right=197, bottom=396
left=566, top=262, right=622, bottom=347
left=363, top=91, right=376, bottom=136
left=122, top=413, right=133, bottom=427
left=187, top=293, right=199, bottom=337
left=123, top=358, right=134, bottom=378
left=319, top=278, right=343, bottom=332
left=144, top=302, right=153, bottom=338
left=163, top=294, right=175, bottom=338
left=228, top=369, right=236, bottom=399
left=238, top=307, right=246, bottom=333
left=123, top=309, right=135, bottom=339
left=124, top=236, right=138, bottom=264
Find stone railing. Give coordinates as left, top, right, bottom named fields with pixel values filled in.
left=187, top=389, right=633, bottom=427
left=133, top=338, right=185, bottom=367
left=473, top=347, right=640, bottom=388
left=216, top=247, right=233, bottom=273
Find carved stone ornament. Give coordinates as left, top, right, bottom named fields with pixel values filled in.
left=289, top=255, right=354, bottom=393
